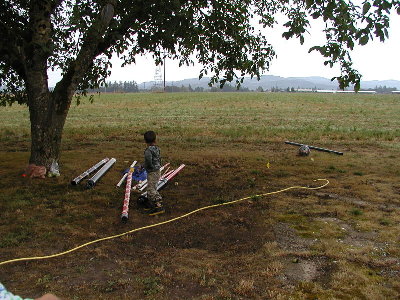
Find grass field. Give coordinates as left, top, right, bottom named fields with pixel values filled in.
left=0, top=92, right=399, bottom=299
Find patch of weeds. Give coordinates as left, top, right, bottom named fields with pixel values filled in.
left=200, top=272, right=217, bottom=287
left=325, top=165, right=346, bottom=173
left=274, top=170, right=290, bottom=178
left=211, top=196, right=228, bottom=204
left=247, top=177, right=256, bottom=188
left=0, top=226, right=32, bottom=248
left=75, top=265, right=86, bottom=274
left=250, top=169, right=261, bottom=175
left=294, top=221, right=325, bottom=238
left=41, top=231, right=56, bottom=240
left=103, top=280, right=118, bottom=293
left=137, top=276, right=163, bottom=296
left=44, top=198, right=62, bottom=208
left=353, top=171, right=364, bottom=176
left=54, top=217, right=69, bottom=225
left=234, top=279, right=255, bottom=297
left=6, top=198, right=31, bottom=210
left=37, top=274, right=53, bottom=287
left=350, top=209, right=363, bottom=216
left=294, top=225, right=316, bottom=238
left=277, top=213, right=307, bottom=225
left=76, top=211, right=96, bottom=221
left=250, top=195, right=259, bottom=201
left=379, top=218, right=390, bottom=226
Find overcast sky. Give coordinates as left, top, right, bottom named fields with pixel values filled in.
left=48, top=13, right=400, bottom=86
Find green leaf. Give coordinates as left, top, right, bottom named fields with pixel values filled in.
left=359, top=35, right=369, bottom=45
left=384, top=28, right=389, bottom=38
left=308, top=46, right=321, bottom=53
left=362, top=2, right=371, bottom=15
left=325, top=2, right=336, bottom=17
left=311, top=11, right=320, bottom=19
left=397, top=6, right=400, bottom=15
left=282, top=32, right=291, bottom=40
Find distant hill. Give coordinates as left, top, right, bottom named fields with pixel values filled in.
left=141, top=75, right=400, bottom=91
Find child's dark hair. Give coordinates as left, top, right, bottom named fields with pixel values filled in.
left=144, top=131, right=156, bottom=143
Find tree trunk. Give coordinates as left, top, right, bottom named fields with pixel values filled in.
left=27, top=69, right=71, bottom=170
left=22, top=1, right=115, bottom=172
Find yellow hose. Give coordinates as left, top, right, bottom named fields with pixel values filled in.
left=0, top=179, right=329, bottom=266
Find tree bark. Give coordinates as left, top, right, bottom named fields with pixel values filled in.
left=27, top=70, right=71, bottom=169
left=23, top=0, right=116, bottom=171
left=23, top=0, right=73, bottom=170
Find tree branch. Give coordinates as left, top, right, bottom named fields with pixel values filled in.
left=50, top=0, right=64, bottom=12
left=53, top=1, right=116, bottom=105
left=0, top=20, right=27, bottom=80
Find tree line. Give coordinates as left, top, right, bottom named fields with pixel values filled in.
left=89, top=82, right=398, bottom=93
left=89, top=81, right=139, bottom=93
left=365, top=86, right=398, bottom=93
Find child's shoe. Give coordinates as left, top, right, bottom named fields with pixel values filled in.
left=148, top=206, right=165, bottom=216
left=137, top=196, right=153, bottom=210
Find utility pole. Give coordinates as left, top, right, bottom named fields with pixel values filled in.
left=163, top=55, right=166, bottom=91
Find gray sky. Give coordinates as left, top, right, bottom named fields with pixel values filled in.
left=48, top=14, right=400, bottom=86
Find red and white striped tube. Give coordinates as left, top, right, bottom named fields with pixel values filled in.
left=161, top=166, right=171, bottom=177
left=138, top=165, right=184, bottom=192
left=148, top=164, right=185, bottom=193
left=133, top=163, right=170, bottom=191
left=162, top=170, right=174, bottom=179
left=121, top=166, right=135, bottom=223
left=165, top=164, right=185, bottom=181
left=138, top=169, right=175, bottom=192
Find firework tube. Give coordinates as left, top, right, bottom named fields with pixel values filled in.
left=132, top=163, right=170, bottom=191
left=140, top=164, right=185, bottom=198
left=121, top=164, right=135, bottom=223
left=162, top=169, right=173, bottom=179
left=116, top=161, right=137, bottom=187
left=132, top=180, right=146, bottom=191
left=71, top=158, right=109, bottom=185
left=285, top=141, right=344, bottom=155
left=138, top=169, right=175, bottom=192
left=164, top=164, right=185, bottom=182
left=87, top=158, right=116, bottom=189
left=155, top=164, right=185, bottom=191
left=161, top=166, right=171, bottom=177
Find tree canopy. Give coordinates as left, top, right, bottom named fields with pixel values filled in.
left=1, top=0, right=399, bottom=106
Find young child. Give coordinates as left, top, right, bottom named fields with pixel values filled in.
left=143, top=131, right=164, bottom=215
left=0, top=282, right=60, bottom=300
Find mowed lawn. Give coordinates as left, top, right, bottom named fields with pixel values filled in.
left=0, top=92, right=399, bottom=299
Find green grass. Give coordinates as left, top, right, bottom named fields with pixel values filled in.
left=1, top=92, right=400, bottom=300
left=350, top=208, right=363, bottom=216
left=1, top=93, right=399, bottom=145
left=0, top=226, right=32, bottom=247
